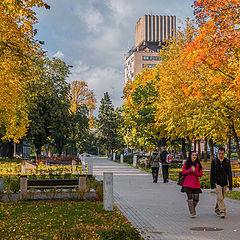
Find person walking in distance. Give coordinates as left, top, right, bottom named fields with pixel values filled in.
left=210, top=147, right=232, bottom=218
left=150, top=149, right=160, bottom=183
left=181, top=151, right=203, bottom=218
left=161, top=147, right=169, bottom=183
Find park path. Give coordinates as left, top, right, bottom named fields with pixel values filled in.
left=93, top=157, right=240, bottom=240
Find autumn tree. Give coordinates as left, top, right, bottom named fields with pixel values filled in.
left=68, top=80, right=96, bottom=154
left=122, top=2, right=239, bottom=161
left=0, top=0, right=50, bottom=142
left=123, top=68, right=167, bottom=153
left=70, top=80, right=96, bottom=114
left=185, top=0, right=240, bottom=158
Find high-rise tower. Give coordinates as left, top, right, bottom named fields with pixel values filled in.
left=135, top=15, right=176, bottom=47
left=124, top=15, right=176, bottom=83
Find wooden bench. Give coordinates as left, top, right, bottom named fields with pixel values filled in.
left=20, top=175, right=86, bottom=200
left=21, top=160, right=37, bottom=174
left=45, top=159, right=77, bottom=173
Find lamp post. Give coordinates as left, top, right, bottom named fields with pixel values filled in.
left=143, top=125, right=145, bottom=156
left=127, top=129, right=129, bottom=154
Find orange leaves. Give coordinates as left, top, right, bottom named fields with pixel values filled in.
left=190, top=0, right=239, bottom=73
left=182, top=84, right=190, bottom=97
left=70, top=80, right=97, bottom=115
left=182, top=83, right=187, bottom=90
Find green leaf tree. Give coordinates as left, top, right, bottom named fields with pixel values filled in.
left=96, top=92, right=122, bottom=156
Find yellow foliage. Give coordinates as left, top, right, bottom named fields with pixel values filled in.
left=0, top=0, right=48, bottom=141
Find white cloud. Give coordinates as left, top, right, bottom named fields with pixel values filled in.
left=72, top=61, right=89, bottom=74
left=52, top=50, right=64, bottom=59
left=75, top=6, right=103, bottom=33
left=106, top=0, right=134, bottom=20
left=69, top=62, right=124, bottom=109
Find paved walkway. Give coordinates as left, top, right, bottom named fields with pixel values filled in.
left=93, top=157, right=240, bottom=240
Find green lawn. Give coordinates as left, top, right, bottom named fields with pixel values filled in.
left=226, top=191, right=240, bottom=201
left=0, top=201, right=142, bottom=240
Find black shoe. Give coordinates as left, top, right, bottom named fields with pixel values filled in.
left=220, top=215, right=225, bottom=219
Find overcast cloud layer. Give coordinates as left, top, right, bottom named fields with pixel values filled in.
left=35, top=0, right=194, bottom=110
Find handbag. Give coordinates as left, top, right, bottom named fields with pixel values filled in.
left=177, top=171, right=185, bottom=186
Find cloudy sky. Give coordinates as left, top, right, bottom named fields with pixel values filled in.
left=35, top=0, right=194, bottom=110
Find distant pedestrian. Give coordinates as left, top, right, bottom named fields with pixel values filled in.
left=210, top=147, right=232, bottom=218
left=160, top=147, right=169, bottom=183
left=150, top=149, right=160, bottom=183
left=181, top=151, right=203, bottom=218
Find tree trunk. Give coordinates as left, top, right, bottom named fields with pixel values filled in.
left=227, top=132, right=231, bottom=161
left=197, top=140, right=201, bottom=160
left=186, top=136, right=191, bottom=157
left=161, top=137, right=167, bottom=147
left=194, top=139, right=196, bottom=152
left=71, top=140, right=73, bottom=155
left=231, top=124, right=240, bottom=160
left=209, top=138, right=214, bottom=162
left=204, top=137, right=208, bottom=162
left=36, top=146, right=42, bottom=159
left=74, top=140, right=77, bottom=155
left=56, top=141, right=63, bottom=157
left=182, top=138, right=187, bottom=160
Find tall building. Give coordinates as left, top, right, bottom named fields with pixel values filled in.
left=124, top=15, right=176, bottom=83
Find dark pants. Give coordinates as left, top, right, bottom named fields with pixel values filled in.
left=162, top=164, right=169, bottom=182
left=151, top=167, right=159, bottom=183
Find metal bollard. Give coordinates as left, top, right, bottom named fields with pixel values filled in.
left=81, top=156, right=86, bottom=171
left=103, top=172, right=113, bottom=211
left=87, top=158, right=93, bottom=175
left=133, top=155, right=137, bottom=167
left=120, top=154, right=123, bottom=164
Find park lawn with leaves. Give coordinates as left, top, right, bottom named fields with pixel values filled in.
left=0, top=201, right=142, bottom=240
left=226, top=191, right=240, bottom=201
left=0, top=160, right=88, bottom=193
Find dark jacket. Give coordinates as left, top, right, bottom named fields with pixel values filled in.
left=160, top=150, right=169, bottom=165
left=150, top=151, right=160, bottom=168
left=210, top=158, right=232, bottom=190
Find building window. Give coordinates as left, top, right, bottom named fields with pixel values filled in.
left=142, top=56, right=160, bottom=61
left=142, top=64, right=156, bottom=68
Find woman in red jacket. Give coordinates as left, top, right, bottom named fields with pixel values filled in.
left=181, top=151, right=203, bottom=218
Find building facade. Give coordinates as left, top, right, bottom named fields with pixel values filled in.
left=0, top=140, right=30, bottom=158
left=124, top=15, right=176, bottom=83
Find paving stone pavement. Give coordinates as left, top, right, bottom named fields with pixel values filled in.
left=93, top=157, right=240, bottom=240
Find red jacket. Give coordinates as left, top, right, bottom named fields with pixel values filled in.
left=182, top=162, right=203, bottom=189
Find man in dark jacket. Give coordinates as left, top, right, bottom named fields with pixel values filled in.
left=210, top=147, right=232, bottom=218
left=150, top=149, right=160, bottom=183
left=161, top=147, right=169, bottom=183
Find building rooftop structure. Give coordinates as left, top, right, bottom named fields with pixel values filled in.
left=124, top=15, right=176, bottom=83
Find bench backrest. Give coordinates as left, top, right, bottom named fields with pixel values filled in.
left=28, top=179, right=79, bottom=187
